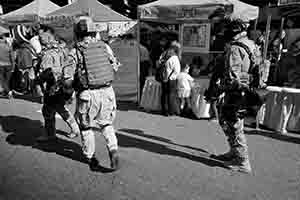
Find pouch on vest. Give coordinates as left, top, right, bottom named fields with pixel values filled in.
left=73, top=41, right=114, bottom=92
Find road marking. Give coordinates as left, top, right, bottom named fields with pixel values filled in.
left=36, top=109, right=62, bottom=119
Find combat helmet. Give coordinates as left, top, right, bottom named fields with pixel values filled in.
left=74, top=16, right=96, bottom=39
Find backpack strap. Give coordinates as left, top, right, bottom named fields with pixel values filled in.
left=230, top=41, right=255, bottom=73
left=75, top=45, right=90, bottom=87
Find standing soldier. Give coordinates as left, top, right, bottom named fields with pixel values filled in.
left=36, top=29, right=80, bottom=142
left=213, top=19, right=260, bottom=174
left=66, top=16, right=120, bottom=171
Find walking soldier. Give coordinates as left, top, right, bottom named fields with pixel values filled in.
left=36, top=30, right=80, bottom=142
left=66, top=16, right=120, bottom=171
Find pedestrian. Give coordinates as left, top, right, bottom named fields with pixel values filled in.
left=9, top=25, right=38, bottom=97
left=0, top=34, right=13, bottom=96
left=176, top=63, right=194, bottom=113
left=213, top=18, right=259, bottom=174
left=158, top=40, right=181, bottom=116
left=67, top=16, right=120, bottom=171
left=36, top=28, right=80, bottom=142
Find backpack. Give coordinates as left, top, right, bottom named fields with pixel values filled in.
left=73, top=41, right=114, bottom=92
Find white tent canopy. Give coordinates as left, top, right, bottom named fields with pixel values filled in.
left=139, top=0, right=259, bottom=22
left=47, top=0, right=131, bottom=22
left=0, top=0, right=60, bottom=23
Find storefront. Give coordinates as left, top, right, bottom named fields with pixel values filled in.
left=138, top=0, right=259, bottom=118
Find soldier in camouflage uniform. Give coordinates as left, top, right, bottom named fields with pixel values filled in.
left=66, top=16, right=120, bottom=171
left=213, top=19, right=258, bottom=174
left=36, top=30, right=80, bottom=142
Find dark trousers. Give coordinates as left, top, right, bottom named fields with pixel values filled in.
left=161, top=80, right=180, bottom=115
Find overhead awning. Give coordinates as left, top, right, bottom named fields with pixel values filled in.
left=0, top=0, right=61, bottom=24
left=138, top=0, right=259, bottom=22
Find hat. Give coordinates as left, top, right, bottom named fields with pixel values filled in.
left=13, top=25, right=31, bottom=43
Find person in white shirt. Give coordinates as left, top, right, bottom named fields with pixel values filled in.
left=159, top=41, right=181, bottom=116
left=176, top=63, right=194, bottom=112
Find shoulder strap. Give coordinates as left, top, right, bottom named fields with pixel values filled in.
left=76, top=45, right=90, bottom=86
left=230, top=41, right=255, bottom=73
left=231, top=41, right=252, bottom=58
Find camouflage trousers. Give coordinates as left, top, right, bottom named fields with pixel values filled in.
left=42, top=101, right=79, bottom=137
left=219, top=107, right=249, bottom=161
left=76, top=86, right=118, bottom=159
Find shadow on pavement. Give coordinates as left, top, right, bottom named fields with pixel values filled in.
left=116, top=131, right=227, bottom=169
left=117, top=101, right=140, bottom=111
left=0, top=93, right=42, bottom=104
left=245, top=129, right=300, bottom=144
left=0, top=115, right=112, bottom=173
left=119, top=128, right=209, bottom=153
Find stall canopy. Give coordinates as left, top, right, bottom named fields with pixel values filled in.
left=139, top=0, right=259, bottom=22
left=0, top=0, right=61, bottom=23
left=0, top=25, right=9, bottom=35
left=47, top=0, right=131, bottom=22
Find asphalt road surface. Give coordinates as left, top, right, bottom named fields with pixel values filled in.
left=0, top=97, right=299, bottom=200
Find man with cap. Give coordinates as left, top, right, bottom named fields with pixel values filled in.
left=213, top=18, right=258, bottom=174
left=36, top=28, right=80, bottom=142
left=67, top=16, right=120, bottom=171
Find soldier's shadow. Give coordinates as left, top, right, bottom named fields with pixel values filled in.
left=0, top=115, right=112, bottom=173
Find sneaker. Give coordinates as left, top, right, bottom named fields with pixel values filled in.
left=36, top=135, right=57, bottom=142
left=109, top=150, right=119, bottom=171
left=213, top=151, right=235, bottom=161
left=224, top=158, right=252, bottom=174
left=65, top=132, right=78, bottom=139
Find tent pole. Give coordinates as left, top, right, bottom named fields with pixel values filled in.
left=137, top=19, right=141, bottom=104
left=254, top=17, right=258, bottom=32
left=263, top=5, right=272, bottom=61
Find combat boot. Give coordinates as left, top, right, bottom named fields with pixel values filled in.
left=109, top=149, right=119, bottom=171
left=224, top=157, right=252, bottom=174
left=87, top=155, right=101, bottom=171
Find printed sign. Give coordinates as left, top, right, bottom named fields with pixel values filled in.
left=181, top=23, right=211, bottom=53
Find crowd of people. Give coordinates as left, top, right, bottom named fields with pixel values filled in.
left=0, top=16, right=121, bottom=172
left=3, top=14, right=298, bottom=174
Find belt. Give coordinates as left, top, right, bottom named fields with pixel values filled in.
left=89, top=84, right=111, bottom=90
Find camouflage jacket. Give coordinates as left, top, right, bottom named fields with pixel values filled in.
left=38, top=47, right=66, bottom=96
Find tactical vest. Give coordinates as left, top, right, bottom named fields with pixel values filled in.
left=73, top=41, right=114, bottom=92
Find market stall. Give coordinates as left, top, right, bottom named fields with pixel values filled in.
left=256, top=1, right=300, bottom=133
left=0, top=0, right=61, bottom=24
left=138, top=0, right=259, bottom=118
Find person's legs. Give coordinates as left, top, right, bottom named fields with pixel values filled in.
left=102, top=125, right=119, bottom=170
left=37, top=103, right=56, bottom=142
left=98, top=87, right=119, bottom=170
left=168, top=80, right=180, bottom=115
left=56, top=103, right=80, bottom=138
left=222, top=117, right=251, bottom=173
left=161, top=82, right=169, bottom=115
left=179, top=97, right=185, bottom=110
